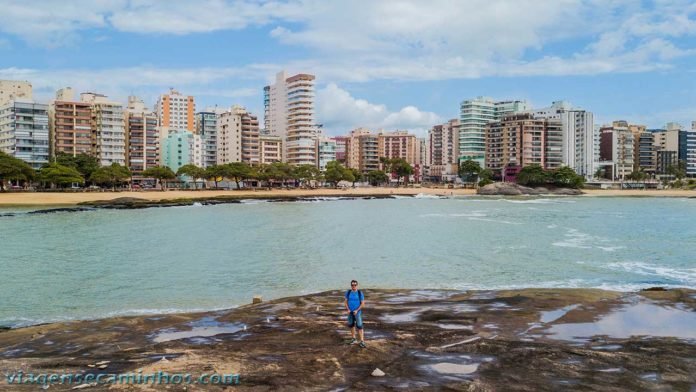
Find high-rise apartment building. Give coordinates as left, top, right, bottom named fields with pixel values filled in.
left=428, top=119, right=460, bottom=182
left=0, top=80, right=32, bottom=106
left=635, top=131, right=656, bottom=174
left=345, top=128, right=380, bottom=173
left=0, top=100, right=49, bottom=169
left=125, top=96, right=159, bottom=175
left=216, top=106, right=260, bottom=165
left=196, top=110, right=221, bottom=168
left=688, top=121, right=696, bottom=177
left=333, top=136, right=349, bottom=163
left=259, top=135, right=282, bottom=164
left=599, top=121, right=635, bottom=180
left=523, top=101, right=596, bottom=178
left=459, top=97, right=529, bottom=167
left=162, top=130, right=203, bottom=172
left=80, top=93, right=126, bottom=166
left=264, top=71, right=317, bottom=165
left=156, top=88, right=195, bottom=149
left=486, top=113, right=563, bottom=180
left=51, top=88, right=93, bottom=158
left=378, top=131, right=420, bottom=167
left=316, top=136, right=337, bottom=171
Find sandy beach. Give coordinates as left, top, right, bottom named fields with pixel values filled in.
left=0, top=187, right=693, bottom=206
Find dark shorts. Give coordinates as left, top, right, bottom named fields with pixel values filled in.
left=347, top=311, right=363, bottom=329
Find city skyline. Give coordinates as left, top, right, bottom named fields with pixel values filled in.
left=1, top=0, right=695, bottom=135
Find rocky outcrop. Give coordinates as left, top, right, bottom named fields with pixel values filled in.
left=0, top=288, right=694, bottom=390
left=477, top=182, right=584, bottom=195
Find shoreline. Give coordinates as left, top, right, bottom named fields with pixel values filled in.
left=0, top=187, right=693, bottom=206
left=1, top=288, right=694, bottom=390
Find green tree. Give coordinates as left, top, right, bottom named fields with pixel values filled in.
left=38, top=163, right=84, bottom=188
left=0, top=152, right=35, bottom=191
left=142, top=166, right=176, bottom=191
left=458, top=159, right=481, bottom=184
left=594, top=167, right=605, bottom=180
left=90, top=163, right=132, bottom=190
left=249, top=164, right=270, bottom=188
left=348, top=168, right=362, bottom=187
left=666, top=160, right=686, bottom=180
left=627, top=170, right=647, bottom=182
left=268, top=162, right=294, bottom=188
left=293, top=164, right=321, bottom=188
left=387, top=158, right=413, bottom=186
left=516, top=164, right=548, bottom=187
left=221, top=162, right=252, bottom=190
left=367, top=170, right=389, bottom=186
left=324, top=161, right=349, bottom=188
left=55, top=153, right=100, bottom=182
left=550, top=166, right=585, bottom=189
left=204, top=165, right=226, bottom=189
left=177, top=164, right=206, bottom=190
left=478, top=168, right=494, bottom=188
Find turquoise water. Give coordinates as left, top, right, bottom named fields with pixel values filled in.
left=1, top=196, right=695, bottom=327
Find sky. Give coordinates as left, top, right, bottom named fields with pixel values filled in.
left=1, top=0, right=695, bottom=136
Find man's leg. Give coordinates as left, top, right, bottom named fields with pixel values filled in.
left=351, top=326, right=356, bottom=339
left=357, top=312, right=366, bottom=347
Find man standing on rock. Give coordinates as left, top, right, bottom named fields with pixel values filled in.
left=344, top=280, right=366, bottom=348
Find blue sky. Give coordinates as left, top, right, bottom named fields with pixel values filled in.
left=1, top=0, right=695, bottom=136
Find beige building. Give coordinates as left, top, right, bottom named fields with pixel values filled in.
left=486, top=113, right=563, bottom=179
left=0, top=80, right=32, bottom=106
left=80, top=92, right=126, bottom=166
left=428, top=119, right=460, bottom=181
left=51, top=88, right=93, bottom=158
left=125, top=96, right=159, bottom=175
left=345, top=128, right=380, bottom=173
left=260, top=135, right=282, bottom=164
left=155, top=88, right=195, bottom=147
left=216, top=106, right=260, bottom=165
left=264, top=71, right=317, bottom=165
left=378, top=130, right=420, bottom=166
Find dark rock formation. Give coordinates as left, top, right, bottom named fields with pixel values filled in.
left=0, top=288, right=693, bottom=391
left=478, top=182, right=584, bottom=196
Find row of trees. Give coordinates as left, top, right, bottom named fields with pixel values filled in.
left=139, top=161, right=396, bottom=191
left=1, top=151, right=412, bottom=191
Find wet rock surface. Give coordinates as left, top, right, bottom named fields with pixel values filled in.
left=478, top=182, right=584, bottom=196
left=0, top=288, right=694, bottom=391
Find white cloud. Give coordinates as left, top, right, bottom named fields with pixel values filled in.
left=316, top=83, right=441, bottom=135
left=1, top=0, right=695, bottom=80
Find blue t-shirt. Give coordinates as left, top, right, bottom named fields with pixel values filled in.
left=345, top=289, right=364, bottom=312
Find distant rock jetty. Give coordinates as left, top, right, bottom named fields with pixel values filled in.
left=478, top=182, right=584, bottom=196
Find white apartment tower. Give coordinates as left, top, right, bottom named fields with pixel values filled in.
left=524, top=101, right=597, bottom=178
left=264, top=71, right=317, bottom=165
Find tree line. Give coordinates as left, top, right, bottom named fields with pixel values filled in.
left=0, top=152, right=412, bottom=191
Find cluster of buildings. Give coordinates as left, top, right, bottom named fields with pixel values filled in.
left=426, top=98, right=696, bottom=182
left=1, top=75, right=695, bottom=184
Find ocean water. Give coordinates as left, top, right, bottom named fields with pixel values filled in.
left=1, top=196, right=695, bottom=327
